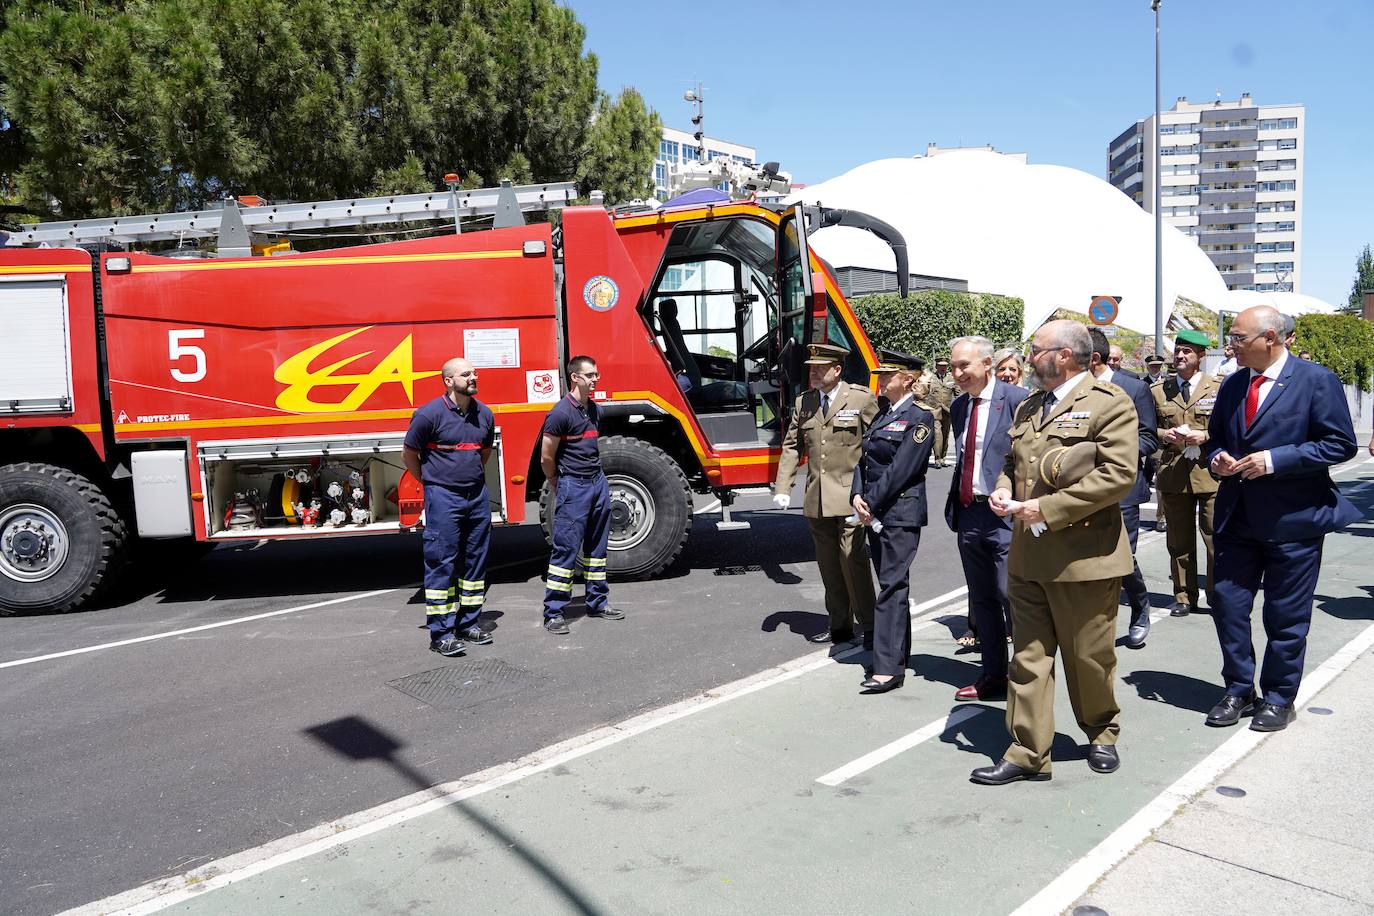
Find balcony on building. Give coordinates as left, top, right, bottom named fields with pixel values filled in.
left=1199, top=187, right=1257, bottom=204
left=1200, top=227, right=1257, bottom=245
left=1204, top=249, right=1256, bottom=267
left=1199, top=145, right=1259, bottom=164
left=1200, top=166, right=1257, bottom=183
left=1198, top=208, right=1257, bottom=226
left=1198, top=124, right=1259, bottom=143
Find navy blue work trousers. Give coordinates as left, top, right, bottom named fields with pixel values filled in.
left=543, top=473, right=611, bottom=619
left=1120, top=504, right=1151, bottom=622
left=422, top=482, right=491, bottom=641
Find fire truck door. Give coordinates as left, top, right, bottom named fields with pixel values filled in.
left=775, top=205, right=816, bottom=422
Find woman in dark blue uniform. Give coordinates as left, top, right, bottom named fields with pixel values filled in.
left=850, top=352, right=937, bottom=693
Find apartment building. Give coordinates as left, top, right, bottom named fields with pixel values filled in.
left=652, top=126, right=756, bottom=201
left=1108, top=94, right=1303, bottom=293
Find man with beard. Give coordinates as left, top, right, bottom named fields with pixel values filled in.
left=404, top=357, right=497, bottom=656
left=972, top=321, right=1138, bottom=785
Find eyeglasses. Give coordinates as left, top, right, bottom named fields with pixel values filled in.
left=1227, top=331, right=1269, bottom=345
left=1027, top=344, right=1065, bottom=357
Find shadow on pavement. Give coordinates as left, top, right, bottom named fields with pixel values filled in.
left=908, top=653, right=980, bottom=689
left=1121, top=669, right=1219, bottom=715
left=760, top=610, right=828, bottom=639
left=937, top=703, right=1086, bottom=764
left=1313, top=586, right=1374, bottom=620
left=305, top=715, right=605, bottom=915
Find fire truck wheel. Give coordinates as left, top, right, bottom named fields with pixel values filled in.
left=539, top=436, right=692, bottom=580
left=0, top=463, right=130, bottom=616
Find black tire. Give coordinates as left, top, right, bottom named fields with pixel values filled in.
left=537, top=436, right=692, bottom=580
left=0, top=462, right=129, bottom=615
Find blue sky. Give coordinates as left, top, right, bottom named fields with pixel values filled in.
left=577, top=0, right=1373, bottom=309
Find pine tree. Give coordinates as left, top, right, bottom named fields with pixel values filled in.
left=1345, top=244, right=1374, bottom=315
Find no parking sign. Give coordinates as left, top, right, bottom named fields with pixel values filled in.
left=1088, top=295, right=1120, bottom=326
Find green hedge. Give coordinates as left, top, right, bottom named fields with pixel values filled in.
left=1294, top=313, right=1374, bottom=391
left=851, top=290, right=1025, bottom=362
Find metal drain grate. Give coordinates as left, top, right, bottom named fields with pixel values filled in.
left=387, top=658, right=546, bottom=710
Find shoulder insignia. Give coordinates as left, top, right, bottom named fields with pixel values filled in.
left=913, top=424, right=931, bottom=443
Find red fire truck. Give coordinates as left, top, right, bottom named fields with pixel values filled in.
left=0, top=180, right=908, bottom=614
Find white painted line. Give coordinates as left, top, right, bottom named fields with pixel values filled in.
left=817, top=706, right=985, bottom=786
left=1012, top=613, right=1374, bottom=916
left=66, top=589, right=975, bottom=916
left=0, top=589, right=397, bottom=671
left=910, top=584, right=968, bottom=614
left=694, top=499, right=722, bottom=515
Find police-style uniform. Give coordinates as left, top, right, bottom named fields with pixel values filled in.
left=996, top=372, right=1138, bottom=774
left=773, top=344, right=880, bottom=641
left=541, top=393, right=611, bottom=619
left=1151, top=336, right=1220, bottom=612
left=404, top=393, right=496, bottom=644
left=851, top=358, right=935, bottom=678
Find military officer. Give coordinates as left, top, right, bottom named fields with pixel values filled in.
left=774, top=343, right=880, bottom=645
left=971, top=320, right=1139, bottom=785
left=850, top=352, right=936, bottom=693
left=927, top=357, right=958, bottom=467
left=1152, top=329, right=1221, bottom=618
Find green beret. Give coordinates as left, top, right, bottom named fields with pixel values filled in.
left=1174, top=329, right=1211, bottom=349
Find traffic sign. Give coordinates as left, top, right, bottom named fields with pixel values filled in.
left=1089, top=295, right=1119, bottom=326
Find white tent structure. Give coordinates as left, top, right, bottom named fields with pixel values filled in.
left=789, top=153, right=1229, bottom=333
left=1227, top=289, right=1341, bottom=316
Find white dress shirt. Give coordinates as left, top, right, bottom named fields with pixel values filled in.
left=1250, top=348, right=1289, bottom=474
left=1098, top=366, right=1115, bottom=384
left=1050, top=371, right=1090, bottom=405
left=962, top=378, right=997, bottom=496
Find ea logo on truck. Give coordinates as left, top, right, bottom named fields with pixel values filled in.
left=582, top=275, right=619, bottom=312
left=274, top=326, right=439, bottom=413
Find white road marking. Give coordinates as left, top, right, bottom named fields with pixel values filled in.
left=0, top=589, right=397, bottom=671
left=817, top=706, right=986, bottom=786
left=694, top=499, right=721, bottom=515
left=1012, top=614, right=1374, bottom=916
left=64, top=590, right=974, bottom=916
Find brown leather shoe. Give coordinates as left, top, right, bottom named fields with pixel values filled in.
left=955, top=678, right=1008, bottom=702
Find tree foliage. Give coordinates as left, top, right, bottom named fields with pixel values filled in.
left=1345, top=244, right=1374, bottom=315
left=851, top=289, right=1025, bottom=361
left=0, top=0, right=660, bottom=221
left=1293, top=313, right=1374, bottom=392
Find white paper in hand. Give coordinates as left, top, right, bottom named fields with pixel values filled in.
left=1003, top=499, right=1046, bottom=537
left=1177, top=423, right=1201, bottom=460
left=772, top=493, right=791, bottom=510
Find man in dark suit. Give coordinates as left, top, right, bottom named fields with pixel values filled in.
left=1204, top=305, right=1360, bottom=732
left=1087, top=328, right=1159, bottom=648
left=945, top=336, right=1030, bottom=701
left=1108, top=344, right=1141, bottom=380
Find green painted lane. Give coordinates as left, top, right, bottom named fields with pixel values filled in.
left=153, top=466, right=1374, bottom=916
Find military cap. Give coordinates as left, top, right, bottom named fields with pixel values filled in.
left=934, top=356, right=951, bottom=367
left=1144, top=355, right=1165, bottom=367
left=803, top=342, right=850, bottom=365
left=1174, top=329, right=1211, bottom=350
left=870, top=348, right=923, bottom=373
left=1038, top=442, right=1098, bottom=491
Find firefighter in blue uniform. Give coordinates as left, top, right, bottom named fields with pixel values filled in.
left=403, top=357, right=496, bottom=657
left=850, top=351, right=936, bottom=693
left=540, top=355, right=625, bottom=634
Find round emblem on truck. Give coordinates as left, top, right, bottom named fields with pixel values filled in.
left=583, top=275, right=619, bottom=312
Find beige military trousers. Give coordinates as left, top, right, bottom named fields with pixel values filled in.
left=1161, top=491, right=1215, bottom=607
left=807, top=517, right=876, bottom=637
left=1004, top=575, right=1121, bottom=773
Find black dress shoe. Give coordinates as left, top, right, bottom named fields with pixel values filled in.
left=1169, top=601, right=1192, bottom=617
left=969, top=759, right=1050, bottom=786
left=810, top=630, right=854, bottom=644
left=1124, top=617, right=1150, bottom=650
left=586, top=607, right=625, bottom=620
left=859, top=675, right=904, bottom=694
left=1086, top=744, right=1120, bottom=774
left=1249, top=702, right=1296, bottom=732
left=1205, top=692, right=1257, bottom=727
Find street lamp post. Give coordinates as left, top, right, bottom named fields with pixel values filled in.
left=1153, top=0, right=1163, bottom=356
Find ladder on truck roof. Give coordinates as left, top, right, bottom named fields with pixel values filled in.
left=4, top=179, right=597, bottom=255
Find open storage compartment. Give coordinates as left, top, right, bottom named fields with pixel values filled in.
left=199, top=431, right=506, bottom=538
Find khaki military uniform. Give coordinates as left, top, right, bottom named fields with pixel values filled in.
left=996, top=373, right=1138, bottom=773
left=775, top=381, right=880, bottom=637
left=1151, top=372, right=1220, bottom=608
left=925, top=372, right=957, bottom=463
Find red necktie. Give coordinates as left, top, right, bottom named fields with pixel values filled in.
left=959, top=397, right=980, bottom=507
left=1244, top=372, right=1266, bottom=426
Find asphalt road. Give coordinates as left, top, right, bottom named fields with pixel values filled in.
left=1, top=468, right=970, bottom=916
